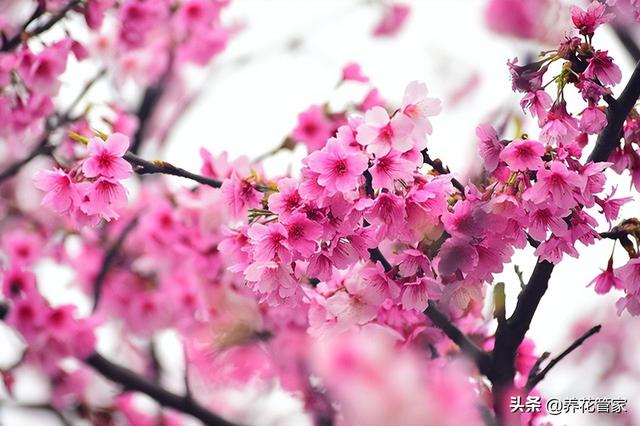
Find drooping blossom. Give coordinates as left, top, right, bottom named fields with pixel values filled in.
left=33, top=168, right=81, bottom=214
left=584, top=50, right=622, bottom=86
left=588, top=259, right=624, bottom=294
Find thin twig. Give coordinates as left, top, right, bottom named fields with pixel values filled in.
left=0, top=137, right=53, bottom=183
left=85, top=353, right=239, bottom=426
left=0, top=1, right=81, bottom=52
left=368, top=247, right=392, bottom=272
left=424, top=300, right=494, bottom=377
left=526, top=325, right=602, bottom=392
left=587, top=60, right=640, bottom=163
left=124, top=152, right=225, bottom=189
left=92, top=217, right=139, bottom=311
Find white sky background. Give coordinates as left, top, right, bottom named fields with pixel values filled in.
left=2, top=0, right=640, bottom=425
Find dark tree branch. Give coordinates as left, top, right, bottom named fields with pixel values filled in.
left=0, top=301, right=8, bottom=320
left=422, top=150, right=465, bottom=194
left=129, top=53, right=175, bottom=155
left=525, top=325, right=601, bottom=392
left=424, top=300, right=494, bottom=377
left=612, top=25, right=640, bottom=64
left=92, top=217, right=139, bottom=311
left=368, top=247, right=392, bottom=272
left=490, top=260, right=554, bottom=423
left=587, top=60, right=640, bottom=163
left=85, top=353, right=239, bottom=426
left=0, top=1, right=81, bottom=52
left=124, top=152, right=225, bottom=189
left=493, top=260, right=554, bottom=374
left=0, top=137, right=53, bottom=183
left=129, top=85, right=164, bottom=155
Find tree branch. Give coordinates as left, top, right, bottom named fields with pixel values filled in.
left=124, top=152, right=225, bottom=189
left=587, top=59, right=640, bottom=163
left=493, top=260, right=554, bottom=373
left=0, top=137, right=53, bottom=183
left=92, top=217, right=139, bottom=311
left=424, top=300, right=494, bottom=377
left=525, top=325, right=601, bottom=392
left=85, top=353, right=239, bottom=426
left=0, top=1, right=81, bottom=52
left=612, top=25, right=640, bottom=64
left=368, top=247, right=392, bottom=272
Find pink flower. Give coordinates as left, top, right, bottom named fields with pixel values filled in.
left=580, top=106, right=608, bottom=134
left=584, top=51, right=622, bottom=86
left=356, top=106, right=413, bottom=156
left=499, top=139, right=545, bottom=171
left=268, top=178, right=302, bottom=219
left=364, top=192, right=406, bottom=238
left=401, top=277, right=440, bottom=312
left=79, top=178, right=128, bottom=221
left=178, top=26, right=227, bottom=65
left=174, top=0, right=220, bottom=32
left=33, top=168, right=81, bottom=214
left=520, top=90, right=552, bottom=125
left=437, top=238, right=479, bottom=276
left=540, top=102, right=580, bottom=146
left=527, top=206, right=569, bottom=241
left=595, top=187, right=632, bottom=224
left=248, top=222, right=291, bottom=262
left=369, top=149, right=415, bottom=190
left=2, top=267, right=37, bottom=299
left=221, top=172, right=262, bottom=218
left=372, top=3, right=411, bottom=37
left=570, top=2, right=614, bottom=36
left=525, top=161, right=586, bottom=209
left=485, top=0, right=540, bottom=39
left=2, top=231, right=41, bottom=267
left=616, top=293, right=640, bottom=316
left=534, top=236, right=579, bottom=264
left=306, top=139, right=368, bottom=194
left=476, top=124, right=502, bottom=172
left=85, top=0, right=117, bottom=29
left=292, top=105, right=334, bottom=152
left=359, top=88, right=385, bottom=112
left=118, top=0, right=169, bottom=49
left=401, top=81, right=441, bottom=139
left=507, top=58, right=546, bottom=93
left=588, top=259, right=623, bottom=294
left=397, top=249, right=432, bottom=277
left=362, top=263, right=400, bottom=304
left=616, top=258, right=640, bottom=294
left=244, top=261, right=298, bottom=303
left=19, top=41, right=70, bottom=94
left=282, top=213, right=322, bottom=257
left=82, top=133, right=132, bottom=179
left=342, top=62, right=369, bottom=83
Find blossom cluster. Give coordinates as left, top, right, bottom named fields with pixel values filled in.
left=0, top=1, right=640, bottom=425
left=34, top=133, right=132, bottom=226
